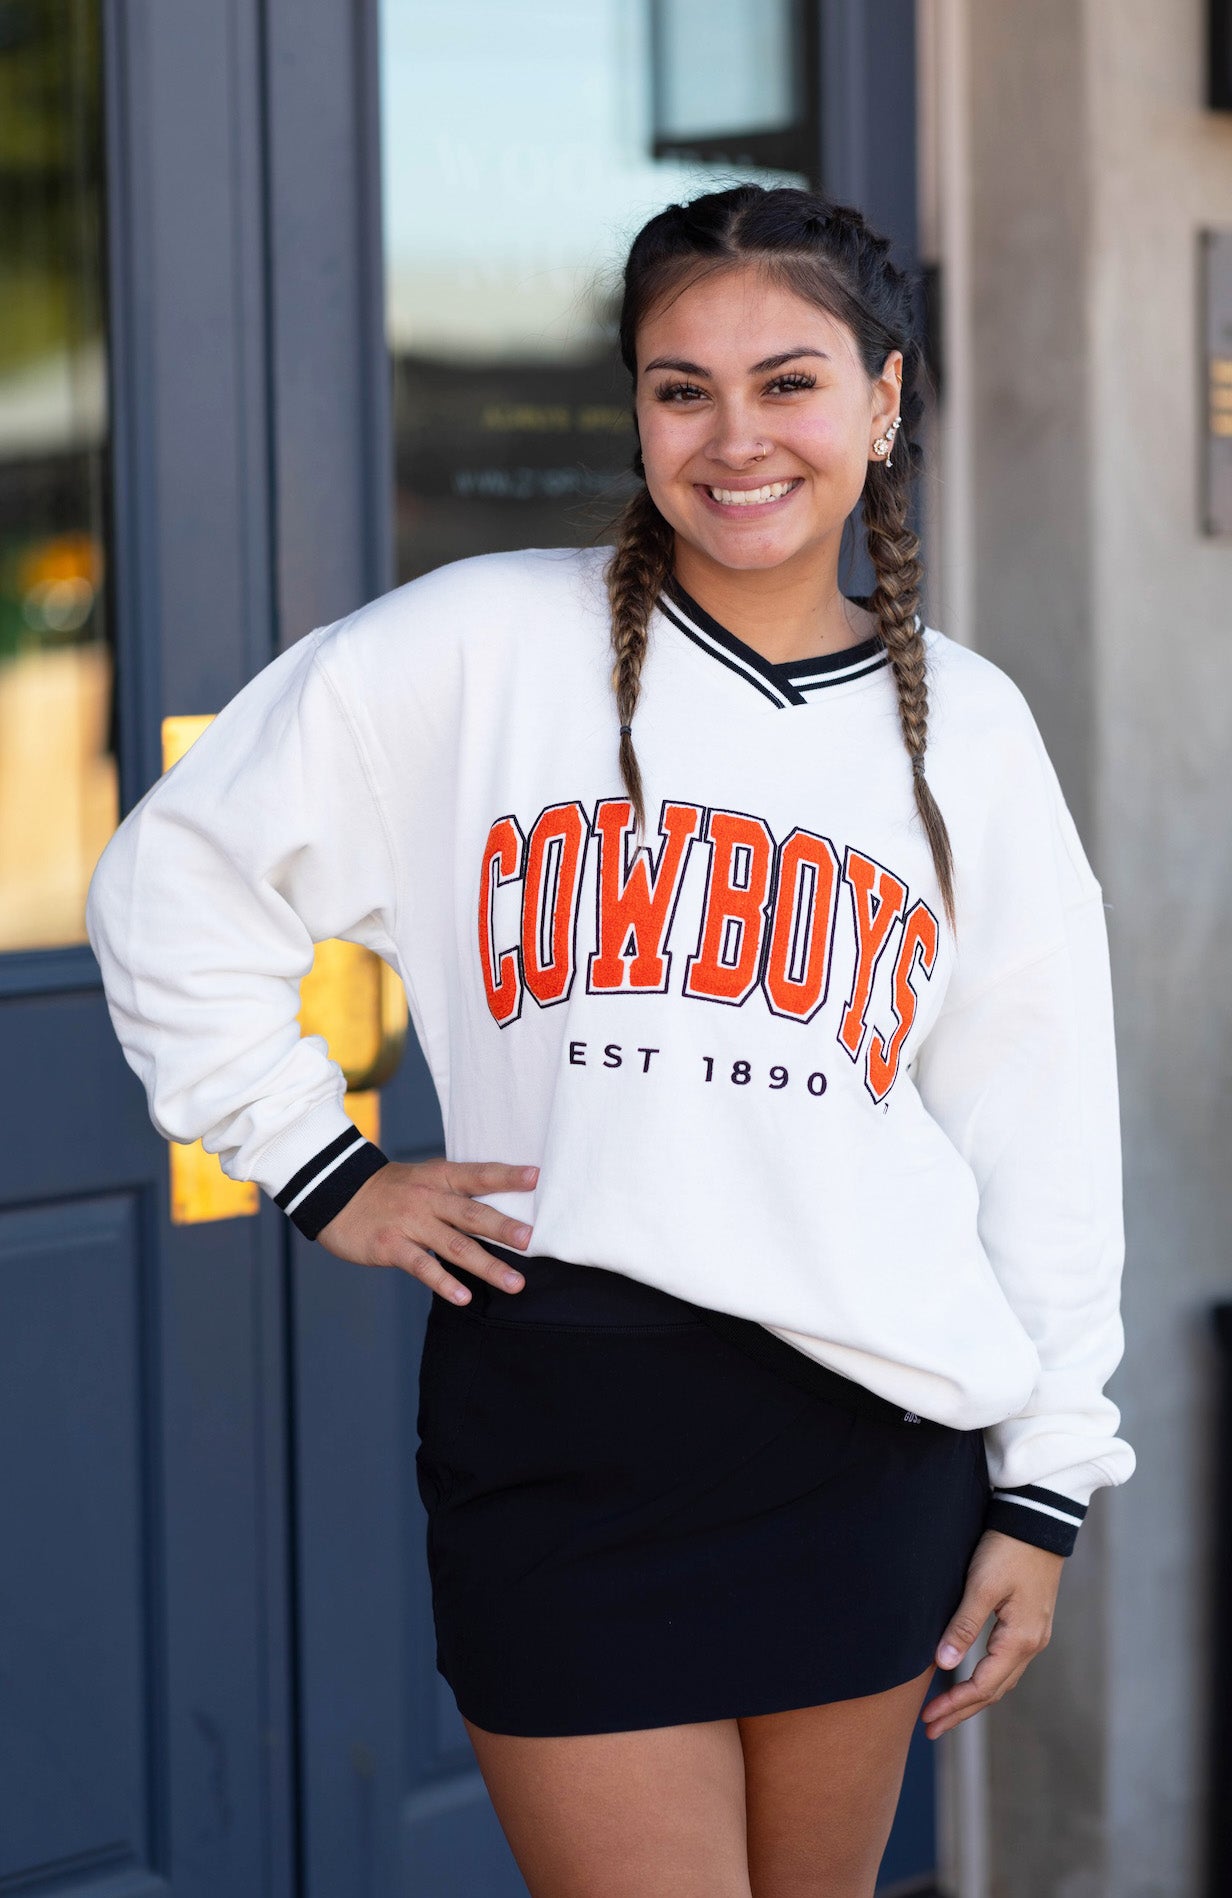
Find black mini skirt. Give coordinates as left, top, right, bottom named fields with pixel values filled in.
left=414, top=1246, right=990, bottom=1738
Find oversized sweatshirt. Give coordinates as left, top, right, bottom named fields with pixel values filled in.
left=85, top=544, right=1135, bottom=1557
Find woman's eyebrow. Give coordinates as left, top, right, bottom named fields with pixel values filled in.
left=751, top=348, right=832, bottom=373
left=640, top=348, right=833, bottom=377
left=641, top=356, right=709, bottom=376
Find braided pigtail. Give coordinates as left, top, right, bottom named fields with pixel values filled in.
left=603, top=484, right=674, bottom=844
left=862, top=344, right=957, bottom=935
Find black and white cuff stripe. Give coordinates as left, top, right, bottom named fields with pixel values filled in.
left=273, top=1127, right=390, bottom=1240
left=984, top=1484, right=1088, bottom=1557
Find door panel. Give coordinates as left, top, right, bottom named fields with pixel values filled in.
left=0, top=3, right=295, bottom=1892
left=1, top=1193, right=150, bottom=1880
left=0, top=1009, right=295, bottom=1898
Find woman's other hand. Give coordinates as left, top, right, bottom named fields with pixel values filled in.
left=315, top=1157, right=538, bottom=1302
left=920, top=1530, right=1066, bottom=1738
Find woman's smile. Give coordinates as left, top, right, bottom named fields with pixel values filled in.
left=697, top=476, right=805, bottom=515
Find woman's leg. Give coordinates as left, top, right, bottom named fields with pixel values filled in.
left=461, top=1712, right=754, bottom=1898
left=738, top=1662, right=937, bottom=1898
left=463, top=1663, right=934, bottom=1896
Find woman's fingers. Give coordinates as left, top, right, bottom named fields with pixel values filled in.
left=404, top=1239, right=522, bottom=1307
left=411, top=1203, right=530, bottom=1301
left=920, top=1638, right=1034, bottom=1738
left=920, top=1531, right=1063, bottom=1737
left=428, top=1181, right=538, bottom=1256
left=436, top=1158, right=540, bottom=1197
left=315, top=1157, right=541, bottom=1302
left=413, top=1164, right=540, bottom=1300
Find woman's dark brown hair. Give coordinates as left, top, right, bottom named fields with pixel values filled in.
left=605, top=182, right=956, bottom=933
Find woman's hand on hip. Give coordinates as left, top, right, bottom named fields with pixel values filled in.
left=314, top=1157, right=538, bottom=1302
left=920, top=1529, right=1066, bottom=1739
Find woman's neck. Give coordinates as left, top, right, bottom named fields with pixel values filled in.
left=671, top=539, right=879, bottom=665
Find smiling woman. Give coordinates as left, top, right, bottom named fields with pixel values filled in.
left=84, top=173, right=1132, bottom=1898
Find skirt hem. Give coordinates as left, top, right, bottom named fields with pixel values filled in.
left=440, top=1644, right=943, bottom=1739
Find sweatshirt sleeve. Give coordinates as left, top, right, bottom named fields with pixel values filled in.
left=85, top=624, right=398, bottom=1239
left=910, top=685, right=1135, bottom=1555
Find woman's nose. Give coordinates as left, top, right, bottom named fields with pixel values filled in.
left=704, top=406, right=769, bottom=469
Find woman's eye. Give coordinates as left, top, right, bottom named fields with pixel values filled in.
left=651, top=372, right=816, bottom=403
left=766, top=372, right=817, bottom=395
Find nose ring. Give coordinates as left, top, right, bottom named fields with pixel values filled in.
left=754, top=442, right=769, bottom=461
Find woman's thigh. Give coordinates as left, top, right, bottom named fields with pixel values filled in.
left=462, top=1712, right=754, bottom=1898
left=738, top=1663, right=937, bottom=1898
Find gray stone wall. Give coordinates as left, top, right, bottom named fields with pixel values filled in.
left=946, top=1, right=1232, bottom=1891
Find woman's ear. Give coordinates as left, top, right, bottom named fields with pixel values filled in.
left=870, top=348, right=904, bottom=440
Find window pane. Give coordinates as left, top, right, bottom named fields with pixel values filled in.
left=656, top=0, right=797, bottom=141
left=0, top=0, right=116, bottom=953
left=378, top=0, right=808, bottom=583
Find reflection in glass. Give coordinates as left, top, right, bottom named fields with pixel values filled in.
left=653, top=0, right=796, bottom=142
left=0, top=0, right=115, bottom=953
left=377, top=0, right=808, bottom=584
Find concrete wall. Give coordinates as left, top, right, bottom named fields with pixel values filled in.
left=1090, top=6, right=1232, bottom=1894
left=934, top=1, right=1232, bottom=1892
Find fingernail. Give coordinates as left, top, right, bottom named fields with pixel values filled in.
left=938, top=1644, right=961, bottom=1668
left=514, top=1223, right=533, bottom=1243
left=451, top=1287, right=470, bottom=1303
left=502, top=1270, right=523, bottom=1290
left=522, top=1166, right=539, bottom=1181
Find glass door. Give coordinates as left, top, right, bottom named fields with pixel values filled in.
left=373, top=4, right=935, bottom=1892
left=379, top=0, right=810, bottom=585
left=0, top=0, right=116, bottom=956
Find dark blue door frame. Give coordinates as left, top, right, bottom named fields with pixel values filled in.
left=2, top=3, right=298, bottom=1894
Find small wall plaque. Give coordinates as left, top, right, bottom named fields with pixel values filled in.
left=1202, top=229, right=1232, bottom=536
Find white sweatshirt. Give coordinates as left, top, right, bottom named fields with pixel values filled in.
left=86, top=544, right=1135, bottom=1556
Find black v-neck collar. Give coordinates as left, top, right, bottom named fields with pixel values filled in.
left=657, top=574, right=893, bottom=709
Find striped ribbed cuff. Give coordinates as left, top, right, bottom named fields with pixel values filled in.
left=984, top=1484, right=1088, bottom=1557
left=273, top=1127, right=390, bottom=1240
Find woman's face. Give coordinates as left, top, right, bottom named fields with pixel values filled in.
left=633, top=263, right=902, bottom=579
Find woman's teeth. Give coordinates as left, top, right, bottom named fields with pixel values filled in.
left=707, top=480, right=799, bottom=506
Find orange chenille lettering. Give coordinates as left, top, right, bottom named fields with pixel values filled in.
left=763, top=828, right=841, bottom=1022
left=865, top=900, right=940, bottom=1100
left=684, top=810, right=775, bottom=1004
left=838, top=848, right=907, bottom=1058
left=478, top=814, right=524, bottom=1025
left=589, top=799, right=702, bottom=993
left=522, top=802, right=589, bottom=1006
